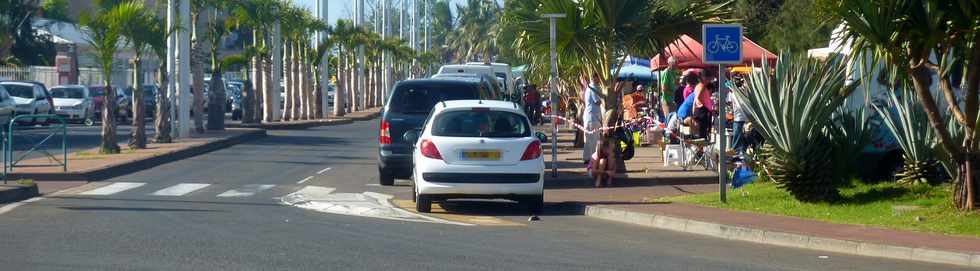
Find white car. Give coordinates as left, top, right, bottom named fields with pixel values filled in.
left=49, top=85, right=95, bottom=126
left=408, top=100, right=544, bottom=213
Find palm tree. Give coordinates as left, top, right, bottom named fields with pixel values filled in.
left=449, top=0, right=501, bottom=62
left=504, top=0, right=730, bottom=173
left=117, top=1, right=154, bottom=149
left=826, top=0, right=980, bottom=210
left=80, top=2, right=136, bottom=154
left=330, top=19, right=361, bottom=117
left=204, top=1, right=240, bottom=130
left=147, top=11, right=173, bottom=144
left=190, top=0, right=209, bottom=133
left=233, top=0, right=279, bottom=123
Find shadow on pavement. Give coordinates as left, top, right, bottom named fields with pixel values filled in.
left=59, top=206, right=225, bottom=212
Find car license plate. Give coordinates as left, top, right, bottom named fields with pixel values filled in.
left=461, top=150, right=501, bottom=161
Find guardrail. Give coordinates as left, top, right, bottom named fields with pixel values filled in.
left=3, top=114, right=68, bottom=183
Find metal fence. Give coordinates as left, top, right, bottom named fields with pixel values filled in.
left=0, top=66, right=134, bottom=87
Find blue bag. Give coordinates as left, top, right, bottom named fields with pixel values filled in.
left=732, top=166, right=757, bottom=189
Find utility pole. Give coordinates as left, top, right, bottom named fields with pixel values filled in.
left=383, top=0, right=392, bottom=105
left=356, top=0, right=365, bottom=111
left=542, top=13, right=566, bottom=177
left=410, top=0, right=416, bottom=78
left=317, top=0, right=329, bottom=118
left=177, top=0, right=191, bottom=138
left=424, top=0, right=430, bottom=76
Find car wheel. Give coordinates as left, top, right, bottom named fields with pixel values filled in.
left=379, top=169, right=395, bottom=186
left=416, top=194, right=432, bottom=213
left=523, top=195, right=544, bottom=214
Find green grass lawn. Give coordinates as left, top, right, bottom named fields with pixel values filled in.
left=664, top=181, right=980, bottom=237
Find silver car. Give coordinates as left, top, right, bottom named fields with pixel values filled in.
left=50, top=85, right=95, bottom=126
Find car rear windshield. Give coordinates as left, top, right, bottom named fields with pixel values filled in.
left=89, top=87, right=106, bottom=96
left=2, top=84, right=33, bottom=98
left=51, top=87, right=86, bottom=99
left=388, top=83, right=479, bottom=114
left=432, top=110, right=530, bottom=138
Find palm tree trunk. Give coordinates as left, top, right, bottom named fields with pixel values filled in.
left=252, top=51, right=264, bottom=124
left=283, top=41, right=293, bottom=121
left=154, top=63, right=172, bottom=143
left=263, top=51, right=274, bottom=122
left=333, top=47, right=346, bottom=117
left=191, top=21, right=206, bottom=134
left=100, top=78, right=120, bottom=154
left=129, top=56, right=147, bottom=149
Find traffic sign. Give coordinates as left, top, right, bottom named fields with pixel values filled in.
left=702, top=24, right=743, bottom=64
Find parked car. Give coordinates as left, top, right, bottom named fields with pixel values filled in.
left=49, top=85, right=95, bottom=126
left=378, top=78, right=500, bottom=186
left=408, top=100, right=544, bottom=213
left=121, top=85, right=158, bottom=118
left=0, top=84, right=18, bottom=125
left=0, top=80, right=54, bottom=124
left=88, top=85, right=128, bottom=121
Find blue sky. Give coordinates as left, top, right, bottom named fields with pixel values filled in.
left=292, top=0, right=481, bottom=25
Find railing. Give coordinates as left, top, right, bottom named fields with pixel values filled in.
left=3, top=115, right=68, bottom=183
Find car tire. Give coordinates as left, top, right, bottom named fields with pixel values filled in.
left=523, top=195, right=544, bottom=214
left=379, top=169, right=395, bottom=186
left=416, top=194, right=432, bottom=213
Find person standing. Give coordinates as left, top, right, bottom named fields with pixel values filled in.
left=523, top=84, right=540, bottom=125
left=659, top=57, right=679, bottom=117
left=583, top=73, right=603, bottom=165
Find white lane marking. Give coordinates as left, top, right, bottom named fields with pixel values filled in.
left=365, top=183, right=381, bottom=187
left=216, top=184, right=275, bottom=198
left=150, top=183, right=211, bottom=196
left=79, top=182, right=146, bottom=196
left=0, top=182, right=114, bottom=215
left=297, top=176, right=314, bottom=184
left=316, top=167, right=332, bottom=174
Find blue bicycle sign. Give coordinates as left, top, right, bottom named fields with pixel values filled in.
left=702, top=24, right=743, bottom=64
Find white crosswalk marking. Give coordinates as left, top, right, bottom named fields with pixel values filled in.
left=216, top=184, right=276, bottom=198
left=150, top=183, right=211, bottom=196
left=79, top=182, right=146, bottom=196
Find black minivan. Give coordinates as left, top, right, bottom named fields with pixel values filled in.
left=378, top=78, right=498, bottom=185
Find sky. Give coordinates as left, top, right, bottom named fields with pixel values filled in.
left=292, top=0, right=481, bottom=25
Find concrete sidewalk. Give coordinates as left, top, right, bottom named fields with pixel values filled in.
left=541, top=126, right=980, bottom=268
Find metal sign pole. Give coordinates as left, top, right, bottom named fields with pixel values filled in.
left=543, top=13, right=565, bottom=178
left=718, top=64, right=727, bottom=203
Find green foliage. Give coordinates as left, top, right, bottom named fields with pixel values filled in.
left=733, top=53, right=859, bottom=202
left=668, top=181, right=980, bottom=237
left=759, top=0, right=835, bottom=52
left=41, top=0, right=71, bottom=22
left=874, top=84, right=946, bottom=185
left=1, top=0, right=56, bottom=66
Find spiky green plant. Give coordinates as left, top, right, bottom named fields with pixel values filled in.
left=874, top=83, right=943, bottom=185
left=733, top=53, right=857, bottom=202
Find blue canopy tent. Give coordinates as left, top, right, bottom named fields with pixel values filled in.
left=614, top=64, right=658, bottom=83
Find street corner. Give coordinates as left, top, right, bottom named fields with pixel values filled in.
left=391, top=199, right=527, bottom=227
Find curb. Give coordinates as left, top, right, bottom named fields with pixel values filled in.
left=344, top=111, right=380, bottom=121
left=577, top=203, right=980, bottom=268
left=6, top=130, right=268, bottom=182
left=0, top=184, right=39, bottom=204
left=227, top=119, right=354, bottom=130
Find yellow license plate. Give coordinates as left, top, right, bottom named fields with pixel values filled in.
left=461, top=150, right=501, bottom=160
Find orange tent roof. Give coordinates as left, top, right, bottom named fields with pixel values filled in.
left=650, top=34, right=777, bottom=71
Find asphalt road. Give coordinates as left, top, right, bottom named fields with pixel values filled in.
left=0, top=120, right=970, bottom=271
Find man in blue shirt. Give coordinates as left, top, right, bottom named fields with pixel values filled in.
left=583, top=73, right=604, bottom=164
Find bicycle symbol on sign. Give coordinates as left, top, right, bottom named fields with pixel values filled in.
left=707, top=35, right=738, bottom=54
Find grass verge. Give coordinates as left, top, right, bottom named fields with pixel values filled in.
left=663, top=181, right=980, bottom=237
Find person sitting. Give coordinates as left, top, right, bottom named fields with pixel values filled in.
left=591, top=130, right=618, bottom=187
left=675, top=92, right=700, bottom=138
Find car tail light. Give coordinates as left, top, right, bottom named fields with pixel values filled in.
left=379, top=120, right=392, bottom=144
left=420, top=139, right=443, bottom=160
left=521, top=140, right=542, bottom=161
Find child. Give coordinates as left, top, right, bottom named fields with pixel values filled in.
left=591, top=131, right=618, bottom=187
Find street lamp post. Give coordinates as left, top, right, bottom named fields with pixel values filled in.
left=542, top=13, right=565, bottom=178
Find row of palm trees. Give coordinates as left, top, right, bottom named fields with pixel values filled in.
left=81, top=0, right=428, bottom=155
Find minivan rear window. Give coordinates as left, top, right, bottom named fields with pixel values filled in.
left=388, top=84, right=479, bottom=114
left=2, top=84, right=34, bottom=98
left=432, top=110, right=530, bottom=138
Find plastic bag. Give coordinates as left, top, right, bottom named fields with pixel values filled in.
left=732, top=166, right=757, bottom=189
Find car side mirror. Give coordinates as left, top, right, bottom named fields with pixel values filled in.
left=534, top=131, right=548, bottom=143
left=403, top=129, right=421, bottom=144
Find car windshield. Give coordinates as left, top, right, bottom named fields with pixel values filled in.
left=432, top=110, right=530, bottom=138
left=50, top=87, right=86, bottom=99
left=3, top=84, right=34, bottom=98
left=388, top=83, right=479, bottom=114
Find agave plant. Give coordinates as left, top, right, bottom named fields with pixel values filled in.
left=733, top=53, right=857, bottom=202
left=873, top=82, right=944, bottom=185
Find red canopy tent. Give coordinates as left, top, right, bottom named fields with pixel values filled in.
left=650, top=34, right=776, bottom=71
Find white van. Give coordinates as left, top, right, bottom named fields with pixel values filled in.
left=466, top=62, right=514, bottom=97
